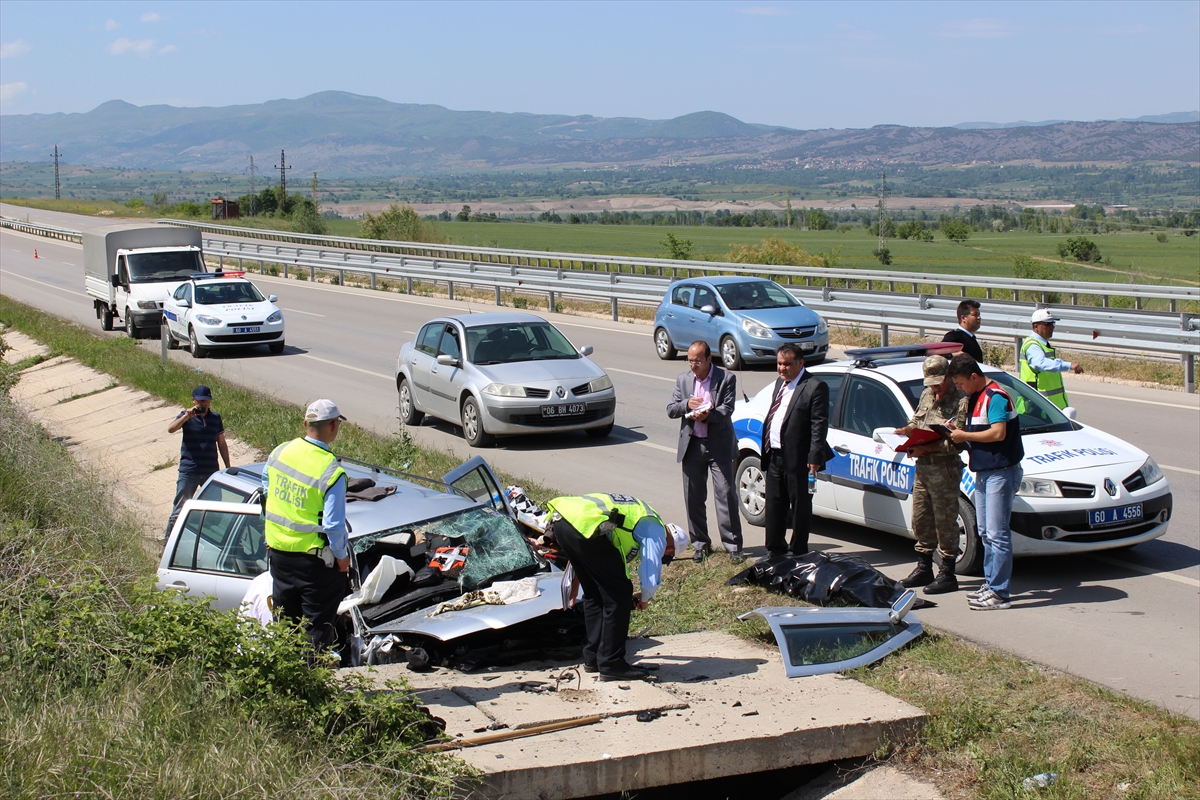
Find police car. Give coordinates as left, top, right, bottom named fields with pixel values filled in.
left=731, top=344, right=1173, bottom=573
left=162, top=272, right=285, bottom=358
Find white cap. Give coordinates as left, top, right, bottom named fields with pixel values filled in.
left=305, top=399, right=346, bottom=423
left=1031, top=308, right=1060, bottom=325
left=666, top=522, right=690, bottom=555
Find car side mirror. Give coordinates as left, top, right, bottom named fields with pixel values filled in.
left=889, top=589, right=917, bottom=624
left=268, top=295, right=278, bottom=303
left=700, top=304, right=720, bottom=316
left=110, top=274, right=122, bottom=288
left=436, top=354, right=460, bottom=367
left=178, top=299, right=191, bottom=308
left=579, top=345, right=594, bottom=356
left=1062, top=406, right=1077, bottom=421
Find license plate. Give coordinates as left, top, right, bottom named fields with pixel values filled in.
left=801, top=341, right=816, bottom=351
left=231, top=326, right=261, bottom=334
left=541, top=403, right=585, bottom=418
left=1088, top=503, right=1143, bottom=528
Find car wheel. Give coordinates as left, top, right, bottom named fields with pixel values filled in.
left=586, top=422, right=613, bottom=439
left=100, top=307, right=114, bottom=331
left=188, top=326, right=207, bottom=359
left=735, top=455, right=766, bottom=527
left=461, top=396, right=494, bottom=447
left=163, top=323, right=179, bottom=349
left=398, top=377, right=424, bottom=425
left=720, top=335, right=743, bottom=371
left=268, top=341, right=285, bottom=354
left=654, top=327, right=678, bottom=360
left=955, top=496, right=983, bottom=576
left=126, top=309, right=140, bottom=339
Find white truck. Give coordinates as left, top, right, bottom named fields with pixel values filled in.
left=83, top=224, right=206, bottom=337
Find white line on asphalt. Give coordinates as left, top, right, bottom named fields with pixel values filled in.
left=611, top=435, right=676, bottom=454
left=1160, top=464, right=1200, bottom=475
left=0, top=268, right=87, bottom=297
left=1070, top=389, right=1197, bottom=410
left=605, top=366, right=674, bottom=383
left=297, top=353, right=391, bottom=381
left=1088, top=555, right=1200, bottom=588
left=284, top=308, right=326, bottom=317
left=552, top=319, right=647, bottom=337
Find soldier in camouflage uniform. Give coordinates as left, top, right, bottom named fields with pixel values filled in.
left=894, top=355, right=969, bottom=594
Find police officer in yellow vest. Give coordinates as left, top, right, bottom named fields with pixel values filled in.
left=1020, top=308, right=1083, bottom=409
left=546, top=494, right=682, bottom=682
left=262, top=399, right=350, bottom=651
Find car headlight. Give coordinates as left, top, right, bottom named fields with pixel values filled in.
left=742, top=317, right=773, bottom=339
left=267, top=310, right=283, bottom=323
left=195, top=314, right=222, bottom=326
left=482, top=383, right=527, bottom=398
left=137, top=300, right=159, bottom=310
left=1018, top=478, right=1063, bottom=497
left=816, top=318, right=828, bottom=335
left=1138, top=457, right=1164, bottom=486
left=590, top=375, right=613, bottom=393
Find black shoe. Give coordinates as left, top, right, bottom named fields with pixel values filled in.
left=765, top=552, right=789, bottom=564
left=599, top=667, right=650, bottom=682
left=923, top=565, right=959, bottom=595
left=582, top=662, right=598, bottom=674
left=900, top=559, right=935, bottom=588
left=692, top=546, right=709, bottom=563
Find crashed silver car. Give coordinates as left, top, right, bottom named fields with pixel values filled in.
left=157, top=456, right=577, bottom=667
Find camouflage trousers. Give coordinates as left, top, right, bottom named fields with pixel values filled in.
left=912, top=458, right=963, bottom=562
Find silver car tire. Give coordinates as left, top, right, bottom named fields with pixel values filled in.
left=461, top=396, right=494, bottom=447
left=163, top=322, right=179, bottom=350
left=720, top=335, right=743, bottom=371
left=189, top=326, right=207, bottom=359
left=654, top=327, right=678, bottom=360
left=953, top=497, right=983, bottom=576
left=735, top=455, right=766, bottom=527
left=398, top=377, right=424, bottom=426
left=126, top=308, right=140, bottom=339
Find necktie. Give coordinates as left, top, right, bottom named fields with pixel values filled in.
left=763, top=384, right=785, bottom=453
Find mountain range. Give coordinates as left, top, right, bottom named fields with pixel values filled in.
left=2, top=92, right=1196, bottom=174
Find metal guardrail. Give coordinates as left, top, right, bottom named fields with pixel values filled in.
left=3, top=215, right=1196, bottom=391
left=158, top=218, right=1200, bottom=309
left=0, top=217, right=82, bottom=243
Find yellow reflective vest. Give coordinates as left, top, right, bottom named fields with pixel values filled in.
left=545, top=493, right=661, bottom=578
left=1019, top=337, right=1068, bottom=409
left=264, top=438, right=346, bottom=553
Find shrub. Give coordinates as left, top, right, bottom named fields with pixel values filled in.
left=725, top=236, right=826, bottom=267
left=361, top=203, right=447, bottom=243
left=1056, top=236, right=1101, bottom=263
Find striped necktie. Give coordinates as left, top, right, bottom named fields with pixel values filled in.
left=762, top=384, right=785, bottom=453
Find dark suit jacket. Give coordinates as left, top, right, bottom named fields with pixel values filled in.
left=943, top=327, right=984, bottom=363
left=760, top=371, right=834, bottom=476
left=667, top=365, right=737, bottom=463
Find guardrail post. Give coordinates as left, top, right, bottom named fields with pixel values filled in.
left=612, top=298, right=619, bottom=321
left=407, top=276, right=413, bottom=294
left=1171, top=299, right=1177, bottom=312
left=309, top=265, right=316, bottom=282
left=1072, top=293, right=1079, bottom=305
left=1014, top=337, right=1022, bottom=368
left=284, top=263, right=289, bottom=279
left=495, top=285, right=502, bottom=305
left=339, top=269, right=344, bottom=286
left=1185, top=354, right=1195, bottom=394
left=1103, top=294, right=1110, bottom=308
left=238, top=258, right=244, bottom=272
left=448, top=281, right=454, bottom=300
left=260, top=260, right=265, bottom=275
left=549, top=291, right=556, bottom=313
left=986, top=287, right=993, bottom=299
left=881, top=324, right=889, bottom=347
left=370, top=272, right=375, bottom=290
left=1135, top=296, right=1141, bottom=310
left=218, top=255, right=224, bottom=270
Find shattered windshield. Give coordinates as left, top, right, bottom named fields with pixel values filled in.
left=352, top=505, right=540, bottom=592
left=129, top=251, right=204, bottom=282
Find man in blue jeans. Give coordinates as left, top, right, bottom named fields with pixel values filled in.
left=947, top=355, right=1024, bottom=610
left=166, top=385, right=231, bottom=535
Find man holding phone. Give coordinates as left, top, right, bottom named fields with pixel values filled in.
left=165, top=385, right=231, bottom=534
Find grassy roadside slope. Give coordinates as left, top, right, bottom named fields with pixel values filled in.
left=2, top=296, right=1197, bottom=799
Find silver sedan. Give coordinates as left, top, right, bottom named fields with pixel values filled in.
left=396, top=312, right=617, bottom=446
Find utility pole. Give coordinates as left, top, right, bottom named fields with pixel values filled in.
left=877, top=170, right=889, bottom=253
left=53, top=145, right=61, bottom=200
left=274, top=149, right=290, bottom=206
left=247, top=155, right=257, bottom=216
left=311, top=171, right=318, bottom=203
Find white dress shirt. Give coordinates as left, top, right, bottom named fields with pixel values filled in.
left=768, top=369, right=804, bottom=450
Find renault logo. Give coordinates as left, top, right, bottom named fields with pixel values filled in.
left=1104, top=478, right=1117, bottom=497
left=556, top=386, right=566, bottom=398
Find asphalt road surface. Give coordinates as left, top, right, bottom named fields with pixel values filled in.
left=3, top=205, right=1197, bottom=719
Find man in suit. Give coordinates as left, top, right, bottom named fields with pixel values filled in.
left=942, top=299, right=984, bottom=363
left=760, top=344, right=834, bottom=559
left=668, top=341, right=743, bottom=562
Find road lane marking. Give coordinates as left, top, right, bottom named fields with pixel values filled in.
left=0, top=268, right=87, bottom=297
left=1070, top=389, right=1197, bottom=410
left=284, top=308, right=326, bottom=317
left=611, top=435, right=676, bottom=454
left=297, top=353, right=391, bottom=381
left=605, top=366, right=674, bottom=383
left=1160, top=464, right=1200, bottom=475
left=1088, top=555, right=1200, bottom=588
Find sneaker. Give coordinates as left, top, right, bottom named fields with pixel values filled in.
left=691, top=546, right=709, bottom=563
left=966, top=586, right=989, bottom=600
left=968, top=591, right=1011, bottom=611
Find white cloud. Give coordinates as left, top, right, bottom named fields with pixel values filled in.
left=158, top=44, right=178, bottom=55
left=140, top=12, right=164, bottom=23
left=739, top=6, right=791, bottom=16
left=0, top=81, right=29, bottom=101
left=108, top=38, right=157, bottom=56
left=939, top=18, right=1017, bottom=39
left=0, top=39, right=32, bottom=58
left=105, top=19, right=119, bottom=31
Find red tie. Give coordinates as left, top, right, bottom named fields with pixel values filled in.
left=763, top=385, right=785, bottom=453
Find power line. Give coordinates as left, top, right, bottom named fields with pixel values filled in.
left=53, top=145, right=61, bottom=201
left=274, top=149, right=291, bottom=204
left=248, top=155, right=257, bottom=215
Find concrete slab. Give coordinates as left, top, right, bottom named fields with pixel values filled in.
left=11, top=362, right=113, bottom=410
left=1, top=329, right=50, bottom=363
left=350, top=631, right=925, bottom=800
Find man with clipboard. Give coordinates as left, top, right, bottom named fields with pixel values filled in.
left=889, top=355, right=968, bottom=594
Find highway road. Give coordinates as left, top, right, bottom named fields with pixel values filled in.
left=3, top=204, right=1198, bottom=719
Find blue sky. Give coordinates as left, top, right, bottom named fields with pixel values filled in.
left=1, top=1, right=1197, bottom=129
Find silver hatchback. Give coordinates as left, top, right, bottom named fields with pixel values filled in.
left=396, top=312, right=617, bottom=446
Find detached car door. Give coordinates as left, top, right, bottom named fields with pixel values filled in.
left=442, top=456, right=515, bottom=518
left=157, top=500, right=268, bottom=611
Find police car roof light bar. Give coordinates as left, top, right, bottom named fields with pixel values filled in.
left=190, top=270, right=246, bottom=281
left=844, top=341, right=963, bottom=367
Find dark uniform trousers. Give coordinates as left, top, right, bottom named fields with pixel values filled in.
left=763, top=448, right=814, bottom=557
left=553, top=518, right=634, bottom=673
left=269, top=549, right=349, bottom=651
